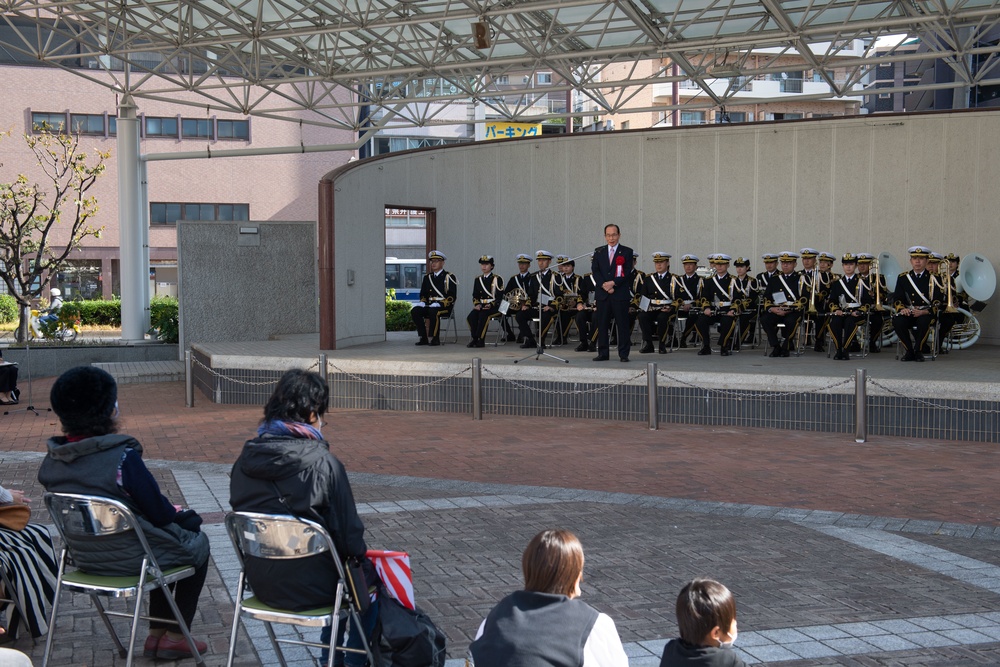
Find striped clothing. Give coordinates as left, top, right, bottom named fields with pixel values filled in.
left=0, top=523, right=57, bottom=637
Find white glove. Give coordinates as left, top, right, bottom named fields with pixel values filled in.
left=429, top=302, right=441, bottom=308
left=415, top=302, right=426, bottom=308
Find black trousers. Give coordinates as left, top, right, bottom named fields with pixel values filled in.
left=829, top=312, right=865, bottom=352
left=411, top=305, right=452, bottom=339
left=149, top=558, right=208, bottom=631
left=867, top=310, right=886, bottom=346
left=515, top=307, right=557, bottom=343
left=737, top=313, right=757, bottom=345
left=761, top=310, right=802, bottom=348
left=695, top=312, right=737, bottom=350
left=596, top=298, right=630, bottom=358
left=466, top=306, right=500, bottom=341
left=0, top=364, right=17, bottom=393
left=937, top=310, right=961, bottom=349
left=637, top=308, right=674, bottom=343
left=893, top=313, right=932, bottom=354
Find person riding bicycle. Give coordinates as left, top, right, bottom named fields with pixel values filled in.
left=40, top=288, right=63, bottom=327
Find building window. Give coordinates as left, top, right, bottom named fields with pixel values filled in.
left=31, top=112, right=68, bottom=132
left=494, top=75, right=509, bottom=85
left=878, top=92, right=891, bottom=99
left=537, top=72, right=553, bottom=84
left=145, top=116, right=179, bottom=138
left=150, top=202, right=249, bottom=225
left=217, top=119, right=250, bottom=140
left=69, top=113, right=106, bottom=135
left=181, top=118, right=212, bottom=139
left=717, top=111, right=747, bottom=123
left=680, top=111, right=706, bottom=125
left=620, top=120, right=630, bottom=130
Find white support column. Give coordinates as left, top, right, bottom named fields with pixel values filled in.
left=117, top=94, right=148, bottom=341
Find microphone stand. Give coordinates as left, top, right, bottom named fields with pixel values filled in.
left=514, top=252, right=592, bottom=364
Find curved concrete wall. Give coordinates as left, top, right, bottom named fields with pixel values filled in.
left=327, top=109, right=1000, bottom=348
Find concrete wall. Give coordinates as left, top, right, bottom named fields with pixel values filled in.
left=330, top=109, right=1000, bottom=347
left=2, top=344, right=178, bottom=379
left=178, top=221, right=317, bottom=353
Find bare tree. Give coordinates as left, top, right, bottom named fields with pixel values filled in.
left=0, top=125, right=109, bottom=340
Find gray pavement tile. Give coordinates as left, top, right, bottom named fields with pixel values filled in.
left=833, top=622, right=886, bottom=637
left=783, top=641, right=843, bottom=659
left=909, top=617, right=963, bottom=631
left=970, top=625, right=1000, bottom=641
left=797, top=625, right=852, bottom=641
left=629, top=658, right=663, bottom=667
left=864, top=634, right=922, bottom=651
left=742, top=644, right=806, bottom=662
left=757, top=628, right=816, bottom=644
left=938, top=628, right=997, bottom=644
left=623, top=642, right=658, bottom=657
left=897, top=631, right=960, bottom=648
left=821, top=637, right=880, bottom=654
left=637, top=638, right=669, bottom=655
left=870, top=619, right=928, bottom=634
left=732, top=632, right=776, bottom=648
left=946, top=613, right=995, bottom=628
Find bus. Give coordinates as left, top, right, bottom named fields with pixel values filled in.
left=385, top=257, right=426, bottom=302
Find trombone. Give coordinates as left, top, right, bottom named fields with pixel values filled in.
left=872, top=257, right=882, bottom=309
left=936, top=259, right=957, bottom=313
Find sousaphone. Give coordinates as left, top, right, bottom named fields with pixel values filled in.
left=957, top=253, right=996, bottom=302
left=876, top=251, right=901, bottom=292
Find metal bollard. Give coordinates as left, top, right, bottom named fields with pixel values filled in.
left=319, top=353, right=328, bottom=382
left=647, top=362, right=658, bottom=430
left=472, top=358, right=482, bottom=420
left=854, top=368, right=867, bottom=443
left=185, top=350, right=194, bottom=408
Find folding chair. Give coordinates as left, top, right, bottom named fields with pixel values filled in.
left=225, top=512, right=375, bottom=667
left=42, top=492, right=205, bottom=667
left=437, top=311, right=459, bottom=344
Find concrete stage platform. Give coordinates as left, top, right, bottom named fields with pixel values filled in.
left=190, top=333, right=1000, bottom=443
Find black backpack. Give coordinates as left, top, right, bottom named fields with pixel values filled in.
left=375, top=593, right=446, bottom=667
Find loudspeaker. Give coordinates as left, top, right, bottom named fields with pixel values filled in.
left=473, top=22, right=490, bottom=49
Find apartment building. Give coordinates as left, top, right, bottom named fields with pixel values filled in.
left=1, top=64, right=354, bottom=301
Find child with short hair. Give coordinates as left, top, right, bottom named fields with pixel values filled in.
left=659, top=578, right=747, bottom=666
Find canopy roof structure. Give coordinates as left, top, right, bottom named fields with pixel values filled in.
left=3, top=0, right=1000, bottom=131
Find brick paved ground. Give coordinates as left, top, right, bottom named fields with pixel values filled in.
left=1, top=379, right=999, bottom=665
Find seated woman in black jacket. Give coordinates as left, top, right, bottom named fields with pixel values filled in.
left=229, top=369, right=377, bottom=666
left=38, top=366, right=209, bottom=660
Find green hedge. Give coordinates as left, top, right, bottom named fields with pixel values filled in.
left=0, top=295, right=17, bottom=324
left=386, top=299, right=415, bottom=331
left=149, top=296, right=179, bottom=343
left=60, top=299, right=122, bottom=326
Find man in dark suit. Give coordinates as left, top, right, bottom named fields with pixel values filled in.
left=591, top=224, right=633, bottom=361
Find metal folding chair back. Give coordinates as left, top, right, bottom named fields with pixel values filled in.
left=224, top=511, right=374, bottom=667
left=41, top=492, right=204, bottom=667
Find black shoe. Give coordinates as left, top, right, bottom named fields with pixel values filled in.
left=720, top=349, right=730, bottom=357
left=698, top=347, right=711, bottom=356
left=920, top=345, right=931, bottom=354
left=640, top=341, right=654, bottom=354
left=588, top=344, right=597, bottom=352
left=813, top=343, right=825, bottom=353
left=521, top=340, right=536, bottom=349
left=780, top=347, right=790, bottom=357
left=593, top=354, right=609, bottom=361
left=467, top=340, right=478, bottom=348
left=869, top=344, right=880, bottom=353
left=516, top=336, right=524, bottom=344
left=915, top=353, right=925, bottom=362
left=679, top=340, right=688, bottom=349
left=937, top=347, right=948, bottom=355
left=415, top=338, right=429, bottom=346
left=429, top=337, right=441, bottom=346
left=901, top=352, right=916, bottom=361
left=769, top=347, right=783, bottom=358
left=475, top=340, right=486, bottom=348
left=620, top=356, right=629, bottom=362
left=659, top=343, right=668, bottom=354
left=574, top=342, right=589, bottom=352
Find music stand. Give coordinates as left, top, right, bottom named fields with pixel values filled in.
left=514, top=252, right=592, bottom=364
left=4, top=343, right=48, bottom=417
